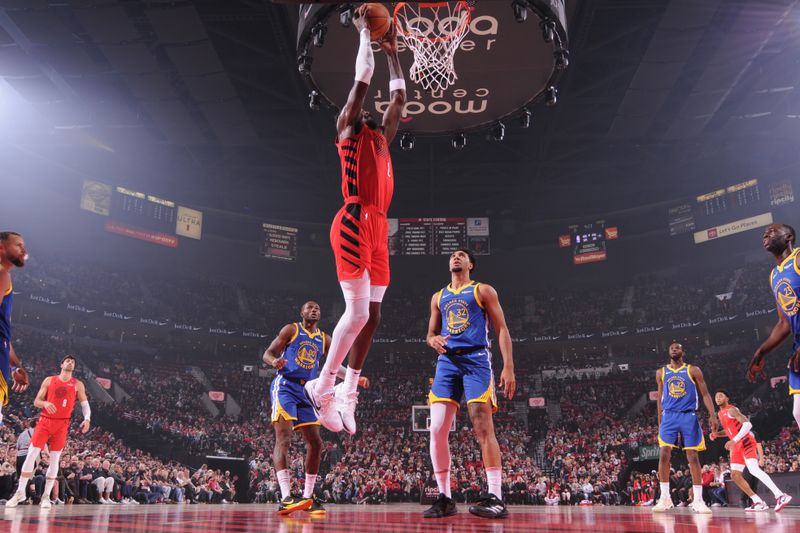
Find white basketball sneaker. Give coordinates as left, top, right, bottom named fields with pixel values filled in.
left=40, top=498, right=52, bottom=510
left=775, top=494, right=792, bottom=512
left=4, top=492, right=25, bottom=508
left=652, top=498, right=674, bottom=512
left=335, top=383, right=359, bottom=435
left=690, top=500, right=712, bottom=514
left=304, top=378, right=343, bottom=432
left=745, top=501, right=769, bottom=512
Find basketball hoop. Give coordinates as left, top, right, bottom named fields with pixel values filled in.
left=393, top=1, right=472, bottom=92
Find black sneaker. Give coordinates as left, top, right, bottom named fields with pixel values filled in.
left=277, top=495, right=312, bottom=516
left=423, top=494, right=457, bottom=518
left=468, top=494, right=508, bottom=519
left=308, top=496, right=326, bottom=516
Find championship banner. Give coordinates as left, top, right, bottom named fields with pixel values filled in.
left=648, top=391, right=659, bottom=401
left=528, top=397, right=545, bottom=408
left=208, top=391, right=226, bottom=401
left=105, top=220, right=178, bottom=248
left=95, top=377, right=112, bottom=390
left=176, top=206, right=203, bottom=240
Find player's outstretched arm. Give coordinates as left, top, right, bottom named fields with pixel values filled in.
left=33, top=377, right=55, bottom=414
left=76, top=380, right=91, bottom=433
left=337, top=6, right=373, bottom=141
left=426, top=292, right=449, bottom=354
left=748, top=305, right=791, bottom=382
left=690, top=365, right=718, bottom=434
left=478, top=283, right=516, bottom=400
left=379, top=23, right=406, bottom=144
left=262, top=324, right=295, bottom=370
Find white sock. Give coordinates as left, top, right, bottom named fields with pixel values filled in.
left=317, top=274, right=371, bottom=391
left=277, top=469, right=291, bottom=500
left=435, top=471, right=451, bottom=498
left=660, top=482, right=670, bottom=500
left=343, top=367, right=362, bottom=395
left=745, top=458, right=784, bottom=499
left=303, top=474, right=317, bottom=499
left=486, top=467, right=502, bottom=500
left=751, top=493, right=764, bottom=504
left=692, top=485, right=703, bottom=504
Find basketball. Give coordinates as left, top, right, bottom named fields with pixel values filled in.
left=12, top=367, right=28, bottom=388
left=363, top=3, right=391, bottom=41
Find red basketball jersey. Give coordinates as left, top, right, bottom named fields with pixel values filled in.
left=719, top=405, right=753, bottom=441
left=43, top=375, right=77, bottom=420
left=337, top=126, right=394, bottom=214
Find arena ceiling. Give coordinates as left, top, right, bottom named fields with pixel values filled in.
left=1, top=0, right=799, bottom=224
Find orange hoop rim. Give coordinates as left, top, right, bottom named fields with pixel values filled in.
left=393, top=1, right=472, bottom=44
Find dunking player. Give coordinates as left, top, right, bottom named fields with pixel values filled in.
left=709, top=389, right=792, bottom=512
left=423, top=249, right=516, bottom=519
left=305, top=7, right=405, bottom=435
left=0, top=231, right=30, bottom=420
left=6, top=355, right=90, bottom=509
left=747, top=224, right=800, bottom=430
left=653, top=343, right=717, bottom=514
left=264, top=301, right=368, bottom=515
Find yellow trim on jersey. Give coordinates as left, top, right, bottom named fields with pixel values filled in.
left=288, top=323, right=299, bottom=345
left=436, top=289, right=444, bottom=310
left=466, top=378, right=498, bottom=413
left=293, top=421, right=321, bottom=431
left=473, top=282, right=484, bottom=309
left=428, top=390, right=460, bottom=408
left=658, top=436, right=678, bottom=449
left=300, top=323, right=322, bottom=339
left=789, top=386, right=800, bottom=396
left=447, top=281, right=475, bottom=295
left=776, top=249, right=799, bottom=273
left=771, top=269, right=776, bottom=285
left=665, top=364, right=687, bottom=374
left=686, top=364, right=697, bottom=384
left=2, top=284, right=11, bottom=297
left=683, top=435, right=706, bottom=452
left=794, top=255, right=800, bottom=276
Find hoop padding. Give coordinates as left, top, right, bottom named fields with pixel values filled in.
left=393, top=2, right=472, bottom=92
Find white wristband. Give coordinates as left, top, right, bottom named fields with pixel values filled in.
left=389, top=78, right=406, bottom=92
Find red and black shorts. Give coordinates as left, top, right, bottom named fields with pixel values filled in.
left=330, top=203, right=390, bottom=286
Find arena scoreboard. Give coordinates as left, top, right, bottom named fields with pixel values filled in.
left=571, top=221, right=607, bottom=264
left=388, top=217, right=490, bottom=256
left=113, top=186, right=176, bottom=233
left=260, top=223, right=298, bottom=261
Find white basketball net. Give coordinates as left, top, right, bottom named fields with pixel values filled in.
left=393, top=2, right=472, bottom=92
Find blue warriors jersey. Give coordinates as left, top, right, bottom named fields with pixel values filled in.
left=770, top=248, right=800, bottom=350
left=661, top=364, right=698, bottom=412
left=437, top=281, right=489, bottom=353
left=0, top=283, right=12, bottom=342
left=279, top=323, right=325, bottom=382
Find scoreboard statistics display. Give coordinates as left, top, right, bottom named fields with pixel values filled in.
left=388, top=218, right=490, bottom=256
left=571, top=221, right=606, bottom=264
left=113, top=187, right=176, bottom=233
left=261, top=223, right=298, bottom=261
left=669, top=179, right=794, bottom=237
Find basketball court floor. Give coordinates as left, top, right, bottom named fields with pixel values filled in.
left=1, top=504, right=798, bottom=533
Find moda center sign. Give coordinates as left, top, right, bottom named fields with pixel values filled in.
left=693, top=213, right=773, bottom=244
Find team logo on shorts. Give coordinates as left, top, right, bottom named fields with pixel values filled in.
left=776, top=279, right=798, bottom=316
left=667, top=376, right=687, bottom=399
left=443, top=299, right=470, bottom=334
left=295, top=342, right=320, bottom=370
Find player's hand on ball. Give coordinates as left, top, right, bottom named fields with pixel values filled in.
left=42, top=401, right=57, bottom=415
left=379, top=22, right=398, bottom=54
left=352, top=5, right=369, bottom=33
left=79, top=420, right=91, bottom=434
left=11, top=368, right=29, bottom=393
left=271, top=357, right=287, bottom=370
left=724, top=440, right=734, bottom=451
left=746, top=353, right=767, bottom=383
left=358, top=376, right=370, bottom=389
left=499, top=367, right=516, bottom=400
left=428, top=335, right=451, bottom=354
